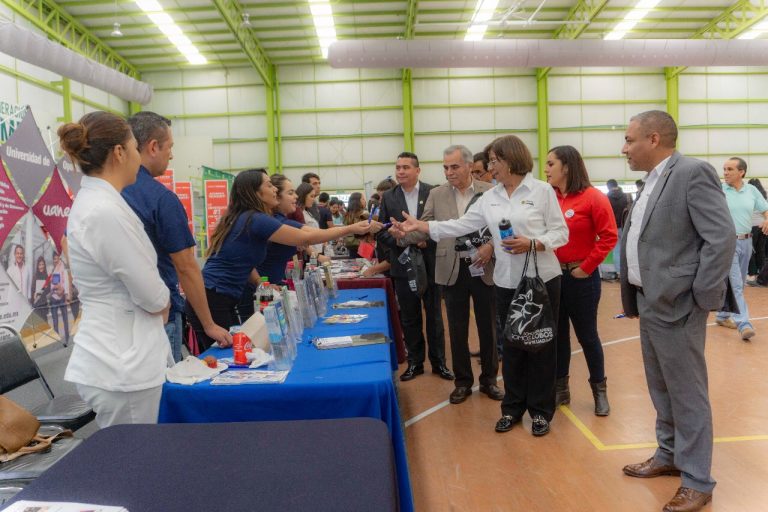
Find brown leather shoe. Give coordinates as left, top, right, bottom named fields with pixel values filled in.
left=622, top=457, right=681, bottom=478
left=663, top=487, right=712, bottom=512
left=479, top=384, right=504, bottom=400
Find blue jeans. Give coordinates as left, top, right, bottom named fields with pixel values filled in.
left=716, top=238, right=753, bottom=331
left=165, top=311, right=183, bottom=363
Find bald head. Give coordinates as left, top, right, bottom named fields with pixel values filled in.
left=630, top=110, right=678, bottom=149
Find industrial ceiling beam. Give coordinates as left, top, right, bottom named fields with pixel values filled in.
left=667, top=0, right=768, bottom=78
left=211, top=0, right=274, bottom=88
left=1, top=0, right=139, bottom=78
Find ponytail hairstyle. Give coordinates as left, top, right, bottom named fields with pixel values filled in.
left=207, top=168, right=271, bottom=256
left=58, top=111, right=132, bottom=175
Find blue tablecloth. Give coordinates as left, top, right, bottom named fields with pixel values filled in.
left=159, top=288, right=413, bottom=512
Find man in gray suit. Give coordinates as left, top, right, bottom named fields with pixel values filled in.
left=619, top=110, right=734, bottom=512
left=396, top=145, right=502, bottom=404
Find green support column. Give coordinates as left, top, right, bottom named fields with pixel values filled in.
left=536, top=69, right=549, bottom=179
left=402, top=68, right=415, bottom=152
left=60, top=78, right=72, bottom=123
left=265, top=65, right=277, bottom=174
left=664, top=67, right=679, bottom=123
left=129, top=102, right=142, bottom=115
left=275, top=73, right=283, bottom=173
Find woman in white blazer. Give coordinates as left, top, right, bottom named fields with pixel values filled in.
left=59, top=111, right=171, bottom=428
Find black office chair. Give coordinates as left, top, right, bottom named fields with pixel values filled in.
left=0, top=324, right=95, bottom=432
left=0, top=435, right=83, bottom=485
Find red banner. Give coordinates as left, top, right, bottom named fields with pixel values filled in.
left=0, top=159, right=29, bottom=248
left=155, top=168, right=174, bottom=191
left=174, top=181, right=194, bottom=235
left=31, top=168, right=72, bottom=254
left=205, top=180, right=229, bottom=245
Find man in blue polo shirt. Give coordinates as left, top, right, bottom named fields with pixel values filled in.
left=715, top=157, right=768, bottom=341
left=122, top=111, right=231, bottom=361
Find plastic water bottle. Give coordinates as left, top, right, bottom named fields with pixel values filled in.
left=499, top=219, right=515, bottom=253
left=464, top=240, right=485, bottom=277
left=256, top=276, right=273, bottom=313
left=264, top=305, right=291, bottom=371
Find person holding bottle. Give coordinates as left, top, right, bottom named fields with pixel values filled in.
left=544, top=145, right=617, bottom=416
left=390, top=135, right=568, bottom=436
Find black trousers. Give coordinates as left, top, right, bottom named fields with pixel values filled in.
left=442, top=260, right=498, bottom=388
left=393, top=276, right=446, bottom=367
left=556, top=269, right=606, bottom=383
left=185, top=288, right=243, bottom=352
left=496, top=276, right=561, bottom=421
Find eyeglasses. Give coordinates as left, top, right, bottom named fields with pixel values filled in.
left=471, top=169, right=488, bottom=177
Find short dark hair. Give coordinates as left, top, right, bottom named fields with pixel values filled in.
left=729, top=157, right=748, bottom=176
left=549, top=145, right=591, bottom=194
left=318, top=192, right=329, bottom=203
left=485, top=135, right=533, bottom=176
left=329, top=198, right=342, bottom=206
left=630, top=110, right=678, bottom=148
left=370, top=193, right=380, bottom=201
left=302, top=172, right=320, bottom=183
left=396, top=151, right=419, bottom=168
left=606, top=179, right=618, bottom=189
left=376, top=178, right=396, bottom=193
left=473, top=152, right=488, bottom=170
left=127, top=111, right=172, bottom=152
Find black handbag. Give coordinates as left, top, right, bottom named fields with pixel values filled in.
left=503, top=240, right=555, bottom=352
left=398, top=245, right=428, bottom=297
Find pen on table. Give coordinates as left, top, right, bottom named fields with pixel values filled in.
left=356, top=295, right=368, bottom=300
left=614, top=313, right=626, bottom=319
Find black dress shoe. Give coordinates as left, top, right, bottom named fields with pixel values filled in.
left=495, top=415, right=521, bottom=433
left=400, top=364, right=424, bottom=382
left=432, top=365, right=454, bottom=380
left=531, top=415, right=550, bottom=436
left=449, top=386, right=472, bottom=404
left=479, top=384, right=504, bottom=400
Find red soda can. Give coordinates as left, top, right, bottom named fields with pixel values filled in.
left=233, top=332, right=252, bottom=365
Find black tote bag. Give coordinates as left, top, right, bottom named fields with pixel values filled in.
left=397, top=245, right=428, bottom=297
left=503, top=240, right=555, bottom=353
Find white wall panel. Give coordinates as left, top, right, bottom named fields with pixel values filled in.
left=414, top=109, right=450, bottom=133
left=582, top=131, right=624, bottom=157
left=549, top=105, right=582, bottom=129
left=585, top=158, right=629, bottom=182
left=581, top=105, right=626, bottom=126
left=412, top=79, right=449, bottom=105
left=709, top=129, right=749, bottom=154
left=226, top=68, right=261, bottom=85
left=315, top=83, right=360, bottom=108
left=707, top=74, right=747, bottom=99
left=678, top=129, right=708, bottom=155
left=317, top=112, right=361, bottom=136
left=679, top=104, right=708, bottom=126
left=213, top=144, right=230, bottom=171
left=227, top=86, right=265, bottom=111
left=449, top=78, right=493, bottom=104
left=229, top=142, right=267, bottom=170
left=549, top=76, right=582, bottom=102
left=317, top=138, right=363, bottom=164
left=360, top=81, right=401, bottom=107
left=494, top=77, right=537, bottom=103
left=282, top=139, right=319, bottom=166
left=494, top=106, right=538, bottom=129
left=449, top=107, right=494, bottom=131
left=549, top=131, right=582, bottom=151
left=679, top=75, right=707, bottom=98
left=362, top=110, right=402, bottom=134
left=361, top=136, right=403, bottom=164
left=184, top=89, right=228, bottom=114
left=314, top=65, right=358, bottom=82
left=582, top=76, right=624, bottom=101
left=280, top=113, right=318, bottom=137
left=143, top=71, right=182, bottom=89
left=148, top=90, right=184, bottom=116
left=229, top=115, right=267, bottom=138
left=280, top=84, right=316, bottom=109
left=624, top=75, right=665, bottom=101
left=183, top=69, right=227, bottom=88
left=183, top=118, right=229, bottom=137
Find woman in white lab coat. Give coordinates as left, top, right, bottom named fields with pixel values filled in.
left=59, top=111, right=171, bottom=428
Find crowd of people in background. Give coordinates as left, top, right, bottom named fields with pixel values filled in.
left=49, top=107, right=766, bottom=512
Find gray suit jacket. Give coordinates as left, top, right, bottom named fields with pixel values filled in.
left=620, top=151, right=735, bottom=322
left=401, top=180, right=495, bottom=287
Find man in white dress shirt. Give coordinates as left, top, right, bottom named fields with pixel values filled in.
left=6, top=244, right=31, bottom=301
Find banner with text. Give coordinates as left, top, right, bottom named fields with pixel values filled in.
left=0, top=159, right=29, bottom=248
left=57, top=154, right=82, bottom=197
left=174, top=181, right=194, bottom=235
left=204, top=180, right=228, bottom=246
left=155, top=168, right=174, bottom=191
left=2, top=108, right=55, bottom=205
left=31, top=169, right=72, bottom=254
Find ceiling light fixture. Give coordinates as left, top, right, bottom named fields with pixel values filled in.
left=241, top=13, right=253, bottom=29
left=738, top=19, right=768, bottom=39
left=465, top=0, right=500, bottom=41
left=134, top=0, right=207, bottom=65
left=604, top=0, right=661, bottom=40
left=308, top=0, right=337, bottom=58
left=111, top=22, right=124, bottom=37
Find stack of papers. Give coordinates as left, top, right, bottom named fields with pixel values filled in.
left=333, top=300, right=385, bottom=309
left=210, top=370, right=289, bottom=385
left=323, top=314, right=368, bottom=324
left=3, top=502, right=128, bottom=512
left=314, top=336, right=355, bottom=348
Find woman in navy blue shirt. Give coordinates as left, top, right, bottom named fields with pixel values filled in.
left=187, top=169, right=373, bottom=350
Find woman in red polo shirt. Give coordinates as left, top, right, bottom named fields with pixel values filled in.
left=545, top=145, right=618, bottom=416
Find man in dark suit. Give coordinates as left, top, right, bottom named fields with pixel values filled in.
left=378, top=152, right=452, bottom=382
left=619, top=111, right=734, bottom=512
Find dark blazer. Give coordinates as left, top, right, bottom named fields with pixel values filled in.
left=377, top=181, right=436, bottom=278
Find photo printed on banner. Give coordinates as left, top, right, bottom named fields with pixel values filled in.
left=2, top=107, right=55, bottom=205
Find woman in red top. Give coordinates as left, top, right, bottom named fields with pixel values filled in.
left=545, top=145, right=618, bottom=416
